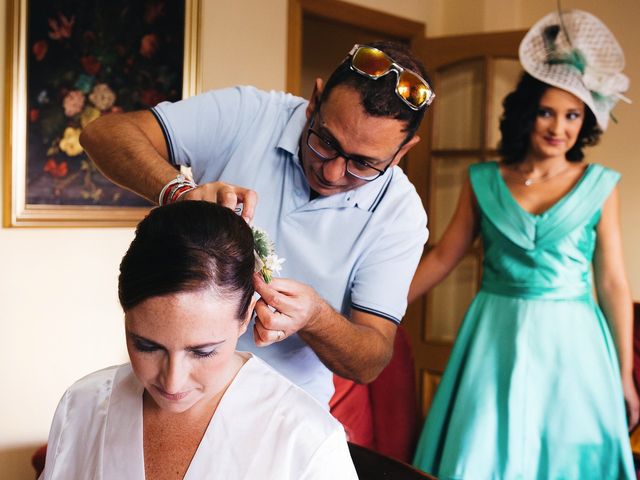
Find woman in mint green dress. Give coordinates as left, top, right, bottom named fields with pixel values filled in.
left=411, top=10, right=638, bottom=479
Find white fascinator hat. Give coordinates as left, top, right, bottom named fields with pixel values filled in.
left=519, top=9, right=629, bottom=130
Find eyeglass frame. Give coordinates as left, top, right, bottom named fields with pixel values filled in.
left=347, top=44, right=435, bottom=111
left=305, top=110, right=403, bottom=182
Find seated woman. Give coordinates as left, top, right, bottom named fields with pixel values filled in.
left=39, top=201, right=357, bottom=479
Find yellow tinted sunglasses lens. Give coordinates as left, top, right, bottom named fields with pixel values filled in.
left=398, top=70, right=433, bottom=108
left=352, top=47, right=393, bottom=77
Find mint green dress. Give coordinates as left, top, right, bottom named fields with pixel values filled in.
left=413, top=162, right=634, bottom=479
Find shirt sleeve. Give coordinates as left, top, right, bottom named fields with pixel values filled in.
left=350, top=172, right=428, bottom=324
left=151, top=86, right=269, bottom=183
left=39, top=390, right=71, bottom=479
left=300, top=428, right=359, bottom=479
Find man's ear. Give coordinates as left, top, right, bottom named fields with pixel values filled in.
left=391, top=135, right=421, bottom=167
left=306, top=78, right=324, bottom=120
left=238, top=295, right=258, bottom=337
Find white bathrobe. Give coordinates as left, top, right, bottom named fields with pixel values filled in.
left=40, top=355, right=357, bottom=479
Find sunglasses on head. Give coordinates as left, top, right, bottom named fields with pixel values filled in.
left=348, top=44, right=435, bottom=111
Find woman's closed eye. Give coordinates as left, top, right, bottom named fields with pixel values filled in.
left=190, top=348, right=219, bottom=359
left=133, top=338, right=160, bottom=353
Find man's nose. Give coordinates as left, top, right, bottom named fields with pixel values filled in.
left=321, top=156, right=348, bottom=182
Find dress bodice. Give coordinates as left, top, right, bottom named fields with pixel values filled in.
left=469, top=161, right=620, bottom=300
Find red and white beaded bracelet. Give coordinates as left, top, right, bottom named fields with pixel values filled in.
left=158, top=173, right=197, bottom=206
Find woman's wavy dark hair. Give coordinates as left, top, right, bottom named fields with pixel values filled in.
left=498, top=73, right=602, bottom=164
left=118, top=201, right=255, bottom=320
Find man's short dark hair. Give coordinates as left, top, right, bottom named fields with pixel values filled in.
left=320, top=40, right=431, bottom=142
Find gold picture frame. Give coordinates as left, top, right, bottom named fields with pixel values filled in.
left=3, top=0, right=201, bottom=227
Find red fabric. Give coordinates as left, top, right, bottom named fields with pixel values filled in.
left=330, top=377, right=375, bottom=449
left=632, top=303, right=640, bottom=478
left=32, top=444, right=47, bottom=478
left=330, top=326, right=419, bottom=463
left=370, top=326, right=420, bottom=462
left=634, top=303, right=640, bottom=390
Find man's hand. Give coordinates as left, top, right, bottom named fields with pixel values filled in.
left=182, top=181, right=258, bottom=223
left=252, top=274, right=327, bottom=346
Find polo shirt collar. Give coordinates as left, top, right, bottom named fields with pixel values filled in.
left=277, top=100, right=395, bottom=212
left=277, top=101, right=308, bottom=157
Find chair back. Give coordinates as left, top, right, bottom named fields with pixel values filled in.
left=348, top=442, right=437, bottom=479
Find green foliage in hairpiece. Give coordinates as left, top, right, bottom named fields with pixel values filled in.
left=252, top=227, right=285, bottom=284
left=543, top=24, right=587, bottom=74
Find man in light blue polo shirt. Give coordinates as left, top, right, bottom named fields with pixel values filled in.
left=82, top=41, right=434, bottom=405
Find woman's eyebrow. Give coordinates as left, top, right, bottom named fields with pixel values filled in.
left=188, top=340, right=226, bottom=350
left=128, top=332, right=165, bottom=348
left=128, top=332, right=226, bottom=351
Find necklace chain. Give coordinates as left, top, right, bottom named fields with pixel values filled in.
left=509, top=165, right=573, bottom=186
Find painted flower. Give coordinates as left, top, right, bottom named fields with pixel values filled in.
left=139, top=33, right=159, bottom=58
left=74, top=74, right=94, bottom=94
left=89, top=83, right=116, bottom=111
left=59, top=127, right=83, bottom=156
left=83, top=30, right=96, bottom=43
left=81, top=55, right=101, bottom=76
left=80, top=106, right=101, bottom=127
left=37, top=90, right=50, bottom=105
left=29, top=108, right=40, bottom=122
left=43, top=158, right=68, bottom=178
left=32, top=40, right=48, bottom=61
left=48, top=13, right=75, bottom=40
left=63, top=90, right=85, bottom=117
left=140, top=89, right=164, bottom=107
left=144, top=3, right=165, bottom=24
left=106, top=106, right=124, bottom=115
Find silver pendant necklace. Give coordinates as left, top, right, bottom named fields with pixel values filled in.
left=512, top=165, right=573, bottom=186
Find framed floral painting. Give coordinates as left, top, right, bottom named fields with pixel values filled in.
left=3, top=0, right=201, bottom=226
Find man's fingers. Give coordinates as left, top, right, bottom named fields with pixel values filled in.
left=253, top=311, right=286, bottom=346
left=239, top=189, right=258, bottom=223
left=254, top=280, right=299, bottom=315
left=218, top=188, right=239, bottom=209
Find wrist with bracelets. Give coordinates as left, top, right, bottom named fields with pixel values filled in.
left=158, top=173, right=197, bottom=206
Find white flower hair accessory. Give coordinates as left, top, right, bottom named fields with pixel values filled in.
left=519, top=9, right=630, bottom=130
left=252, top=227, right=285, bottom=283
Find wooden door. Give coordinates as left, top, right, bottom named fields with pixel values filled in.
left=404, top=31, right=526, bottom=417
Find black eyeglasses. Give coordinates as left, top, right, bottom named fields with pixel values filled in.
left=306, top=115, right=398, bottom=182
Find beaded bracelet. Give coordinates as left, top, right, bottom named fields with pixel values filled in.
left=158, top=174, right=197, bottom=206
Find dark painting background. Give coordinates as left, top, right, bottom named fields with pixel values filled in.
left=26, top=0, right=185, bottom=206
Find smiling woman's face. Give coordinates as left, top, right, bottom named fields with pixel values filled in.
left=125, top=288, right=249, bottom=414
left=528, top=87, right=586, bottom=161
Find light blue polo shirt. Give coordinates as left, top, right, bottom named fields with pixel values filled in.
left=153, top=86, right=428, bottom=404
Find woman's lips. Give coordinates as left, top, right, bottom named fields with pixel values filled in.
left=544, top=136, right=564, bottom=146
left=154, top=385, right=190, bottom=401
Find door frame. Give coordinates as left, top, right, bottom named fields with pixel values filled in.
left=286, top=0, right=425, bottom=96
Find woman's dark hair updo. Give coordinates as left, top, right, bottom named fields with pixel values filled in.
left=498, top=73, right=602, bottom=164
left=118, top=201, right=255, bottom=319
